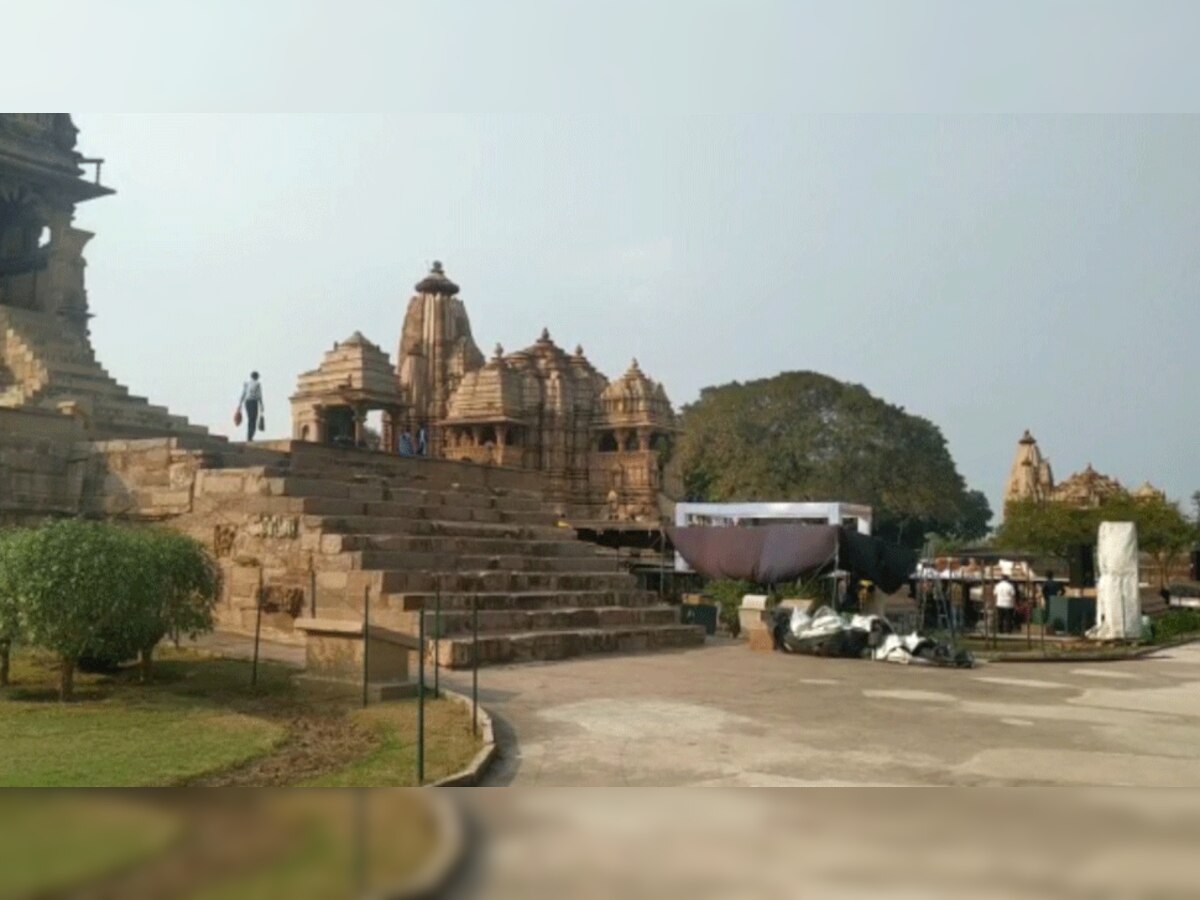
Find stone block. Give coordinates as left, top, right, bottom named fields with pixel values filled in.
left=747, top=628, right=775, bottom=652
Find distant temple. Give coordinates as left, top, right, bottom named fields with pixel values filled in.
left=1002, top=430, right=1163, bottom=511
left=291, top=262, right=679, bottom=522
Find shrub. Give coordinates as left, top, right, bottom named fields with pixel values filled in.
left=1154, top=609, right=1200, bottom=644
left=4, top=520, right=148, bottom=700
left=0, top=528, right=30, bottom=686
left=1, top=520, right=219, bottom=699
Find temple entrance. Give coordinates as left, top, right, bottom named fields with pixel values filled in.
left=324, top=406, right=356, bottom=445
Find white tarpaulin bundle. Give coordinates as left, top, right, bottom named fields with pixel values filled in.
left=1090, top=521, right=1141, bottom=640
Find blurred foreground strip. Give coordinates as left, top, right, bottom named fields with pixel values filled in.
left=449, top=788, right=1200, bottom=899
left=0, top=789, right=458, bottom=900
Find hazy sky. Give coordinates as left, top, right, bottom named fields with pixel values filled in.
left=23, top=2, right=1200, bottom=518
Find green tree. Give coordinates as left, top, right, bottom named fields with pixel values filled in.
left=0, top=528, right=29, bottom=687
left=3, top=520, right=148, bottom=700
left=994, top=499, right=1096, bottom=558
left=996, top=494, right=1196, bottom=587
left=677, top=371, right=991, bottom=546
left=124, top=529, right=219, bottom=681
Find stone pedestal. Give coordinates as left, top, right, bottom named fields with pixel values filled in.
left=293, top=617, right=420, bottom=700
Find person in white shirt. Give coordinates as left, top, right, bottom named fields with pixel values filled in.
left=238, top=371, right=264, bottom=442
left=994, top=576, right=1017, bottom=634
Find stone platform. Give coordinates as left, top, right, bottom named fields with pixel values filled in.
left=82, top=438, right=704, bottom=668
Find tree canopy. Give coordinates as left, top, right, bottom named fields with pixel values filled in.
left=997, top=494, right=1196, bottom=586
left=675, top=371, right=992, bottom=547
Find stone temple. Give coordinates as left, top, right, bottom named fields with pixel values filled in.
left=291, top=261, right=679, bottom=525
left=0, top=114, right=704, bottom=666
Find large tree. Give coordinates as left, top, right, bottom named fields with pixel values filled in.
left=997, top=494, right=1197, bottom=586
left=676, top=371, right=991, bottom=546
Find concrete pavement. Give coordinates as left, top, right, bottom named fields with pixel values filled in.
left=442, top=639, right=1200, bottom=786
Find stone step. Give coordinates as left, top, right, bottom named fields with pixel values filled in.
left=357, top=567, right=636, bottom=594
left=413, top=604, right=681, bottom=637
left=314, top=515, right=568, bottom=540
left=267, top=476, right=546, bottom=512
left=379, top=590, right=660, bottom=613
left=300, top=496, right=558, bottom=525
left=428, top=623, right=706, bottom=668
left=341, top=533, right=610, bottom=559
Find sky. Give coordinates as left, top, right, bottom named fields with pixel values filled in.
left=18, top=2, right=1200, bottom=519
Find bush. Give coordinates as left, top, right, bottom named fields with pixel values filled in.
left=704, top=579, right=756, bottom=636
left=1154, top=609, right=1200, bottom=643
left=1, top=520, right=219, bottom=700
left=0, top=528, right=29, bottom=686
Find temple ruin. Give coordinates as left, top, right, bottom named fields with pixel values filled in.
left=0, top=114, right=703, bottom=666
left=291, top=261, right=680, bottom=524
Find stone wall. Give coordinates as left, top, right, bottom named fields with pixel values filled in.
left=0, top=407, right=88, bottom=524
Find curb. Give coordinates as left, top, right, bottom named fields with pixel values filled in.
left=371, top=791, right=466, bottom=900
left=431, top=687, right=496, bottom=787
left=979, top=635, right=1199, bottom=663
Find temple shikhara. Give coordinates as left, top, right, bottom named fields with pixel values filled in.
left=1003, top=430, right=1163, bottom=511
left=290, top=261, right=679, bottom=523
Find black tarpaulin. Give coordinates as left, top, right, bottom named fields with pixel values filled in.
left=668, top=524, right=917, bottom=593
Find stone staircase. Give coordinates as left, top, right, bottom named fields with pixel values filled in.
left=0, top=306, right=207, bottom=438
left=98, top=438, right=704, bottom=669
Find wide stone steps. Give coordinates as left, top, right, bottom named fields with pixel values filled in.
left=300, top=496, right=558, bottom=525
left=340, top=533, right=611, bottom=560
left=428, top=623, right=705, bottom=668
left=416, top=605, right=681, bottom=637
left=379, top=590, right=661, bottom=613
left=355, top=567, right=635, bottom=594
left=313, top=515, right=568, bottom=540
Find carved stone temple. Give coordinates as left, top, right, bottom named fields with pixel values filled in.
left=1002, top=430, right=1163, bottom=512
left=290, top=261, right=680, bottom=524
left=1, top=114, right=703, bottom=667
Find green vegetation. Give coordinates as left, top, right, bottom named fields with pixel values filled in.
left=0, top=520, right=218, bottom=699
left=998, top=494, right=1196, bottom=586
left=304, top=698, right=479, bottom=787
left=0, top=647, right=479, bottom=788
left=677, top=371, right=991, bottom=547
left=0, top=650, right=284, bottom=787
left=1152, top=609, right=1200, bottom=643
left=0, top=796, right=183, bottom=900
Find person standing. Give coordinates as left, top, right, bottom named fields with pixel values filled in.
left=995, top=575, right=1017, bottom=634
left=238, top=371, right=264, bottom=442
left=1041, top=570, right=1062, bottom=619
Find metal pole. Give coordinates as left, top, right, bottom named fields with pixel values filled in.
left=417, top=603, right=426, bottom=785
left=434, top=587, right=441, bottom=697
left=251, top=591, right=262, bottom=687
left=362, top=585, right=370, bottom=709
left=659, top=528, right=665, bottom=600
left=472, top=594, right=479, bottom=737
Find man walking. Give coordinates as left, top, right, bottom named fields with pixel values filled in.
left=238, top=371, right=264, bottom=442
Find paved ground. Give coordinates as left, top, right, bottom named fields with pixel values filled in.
left=439, top=638, right=1200, bottom=786
left=195, top=630, right=1200, bottom=786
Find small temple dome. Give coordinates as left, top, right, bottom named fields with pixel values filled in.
left=415, top=260, right=460, bottom=296
left=444, top=353, right=528, bottom=423
left=599, top=358, right=675, bottom=427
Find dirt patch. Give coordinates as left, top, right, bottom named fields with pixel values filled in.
left=192, top=711, right=376, bottom=787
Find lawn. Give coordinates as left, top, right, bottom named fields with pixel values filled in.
left=0, top=648, right=480, bottom=788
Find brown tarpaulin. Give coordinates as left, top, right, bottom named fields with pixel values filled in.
left=668, top=524, right=917, bottom=593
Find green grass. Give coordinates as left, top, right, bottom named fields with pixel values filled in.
left=0, top=796, right=183, bottom=900
left=304, top=695, right=480, bottom=787
left=0, top=651, right=285, bottom=787
left=0, top=648, right=480, bottom=788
